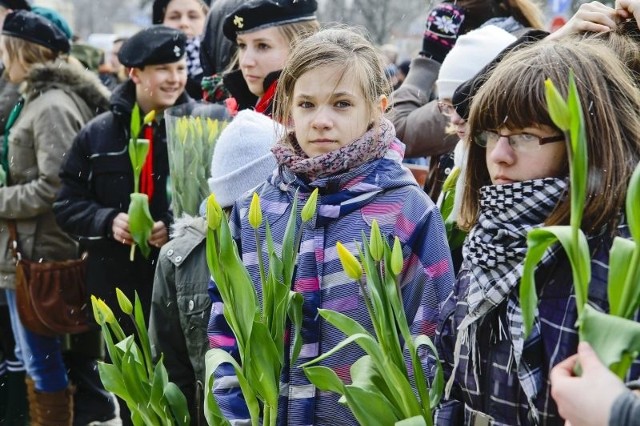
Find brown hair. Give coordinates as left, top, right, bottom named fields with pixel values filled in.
left=1, top=35, right=59, bottom=69
left=578, top=19, right=640, bottom=84
left=273, top=27, right=391, bottom=130
left=459, top=39, right=640, bottom=233
left=456, top=0, right=545, bottom=31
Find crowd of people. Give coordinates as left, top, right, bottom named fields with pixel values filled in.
left=0, top=0, right=639, bottom=425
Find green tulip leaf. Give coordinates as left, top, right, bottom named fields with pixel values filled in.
left=164, top=382, right=191, bottom=426
left=579, top=305, right=640, bottom=379
left=343, top=385, right=399, bottom=425
left=395, top=416, right=429, bottom=426
left=303, top=365, right=346, bottom=395
left=287, top=291, right=304, bottom=365
left=204, top=349, right=259, bottom=426
left=626, top=161, right=640, bottom=243
left=607, top=237, right=636, bottom=317
left=245, top=322, right=280, bottom=408
left=521, top=226, right=591, bottom=338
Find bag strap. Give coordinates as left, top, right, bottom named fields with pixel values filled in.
left=7, top=219, right=22, bottom=261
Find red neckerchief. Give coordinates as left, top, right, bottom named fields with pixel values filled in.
left=140, top=124, right=154, bottom=201
left=255, top=79, right=278, bottom=116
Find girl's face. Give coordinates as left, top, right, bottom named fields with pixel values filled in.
left=291, top=65, right=386, bottom=158
left=163, top=0, right=206, bottom=38
left=1, top=48, right=27, bottom=84
left=438, top=98, right=467, bottom=141
left=237, top=27, right=289, bottom=97
left=484, top=125, right=567, bottom=184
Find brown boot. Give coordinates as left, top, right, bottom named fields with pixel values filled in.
left=25, top=376, right=37, bottom=425
left=33, top=385, right=74, bottom=426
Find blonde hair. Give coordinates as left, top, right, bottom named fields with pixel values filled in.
left=1, top=35, right=59, bottom=69
left=458, top=39, right=640, bottom=233
left=273, top=27, right=391, bottom=128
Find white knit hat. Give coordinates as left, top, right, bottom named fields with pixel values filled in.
left=436, top=25, right=517, bottom=100
left=208, top=110, right=283, bottom=208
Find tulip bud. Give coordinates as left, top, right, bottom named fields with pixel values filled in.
left=143, top=110, right=156, bottom=126
left=116, top=288, right=133, bottom=315
left=206, top=194, right=223, bottom=231
left=248, top=193, right=263, bottom=229
left=301, top=188, right=319, bottom=223
left=91, top=295, right=104, bottom=326
left=544, top=79, right=570, bottom=131
left=390, top=237, right=403, bottom=276
left=441, top=166, right=461, bottom=194
left=336, top=242, right=363, bottom=281
left=97, top=297, right=116, bottom=325
left=369, top=219, right=383, bottom=261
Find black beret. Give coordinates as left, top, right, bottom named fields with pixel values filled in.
left=2, top=10, right=70, bottom=53
left=118, top=25, right=187, bottom=68
left=223, top=0, right=317, bottom=41
left=0, top=0, right=30, bottom=10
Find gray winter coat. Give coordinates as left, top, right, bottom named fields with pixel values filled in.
left=0, top=59, right=110, bottom=289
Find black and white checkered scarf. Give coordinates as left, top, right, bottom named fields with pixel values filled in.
left=464, top=178, right=568, bottom=314
left=446, top=177, right=568, bottom=416
left=185, top=37, right=203, bottom=78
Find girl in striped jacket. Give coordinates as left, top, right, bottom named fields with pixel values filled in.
left=207, top=27, right=455, bottom=425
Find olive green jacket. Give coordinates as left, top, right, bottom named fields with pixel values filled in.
left=0, top=59, right=109, bottom=289
left=149, top=215, right=211, bottom=425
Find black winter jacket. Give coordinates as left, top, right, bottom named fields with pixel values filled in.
left=54, top=79, right=191, bottom=331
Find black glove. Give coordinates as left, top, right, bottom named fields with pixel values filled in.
left=420, top=3, right=467, bottom=64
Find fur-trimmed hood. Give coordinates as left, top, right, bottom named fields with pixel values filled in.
left=20, top=59, right=110, bottom=115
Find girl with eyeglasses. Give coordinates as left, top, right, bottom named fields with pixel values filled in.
left=435, top=39, right=640, bottom=425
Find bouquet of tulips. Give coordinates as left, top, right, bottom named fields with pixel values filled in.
left=203, top=189, right=318, bottom=426
left=91, top=290, right=190, bottom=426
left=520, top=72, right=640, bottom=378
left=301, top=220, right=444, bottom=426
left=128, top=104, right=155, bottom=261
left=165, top=103, right=230, bottom=217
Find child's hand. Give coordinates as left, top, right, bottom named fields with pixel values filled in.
left=148, top=221, right=168, bottom=248
left=550, top=342, right=627, bottom=426
left=420, top=3, right=466, bottom=64
left=616, top=0, right=640, bottom=22
left=547, top=2, right=618, bottom=41
left=112, top=212, right=133, bottom=245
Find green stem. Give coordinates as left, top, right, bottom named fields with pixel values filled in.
left=255, top=228, right=266, bottom=293
left=620, top=245, right=640, bottom=319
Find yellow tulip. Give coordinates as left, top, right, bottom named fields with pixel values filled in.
left=390, top=237, right=403, bottom=276
left=544, top=79, right=570, bottom=131
left=369, top=219, right=383, bottom=261
left=441, top=166, right=460, bottom=193
left=91, top=295, right=104, bottom=326
left=116, top=288, right=133, bottom=315
left=301, top=188, right=319, bottom=223
left=143, top=110, right=156, bottom=126
left=207, top=194, right=223, bottom=231
left=336, top=242, right=363, bottom=281
left=249, top=193, right=263, bottom=229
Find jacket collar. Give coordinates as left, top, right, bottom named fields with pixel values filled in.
left=21, top=59, right=110, bottom=114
